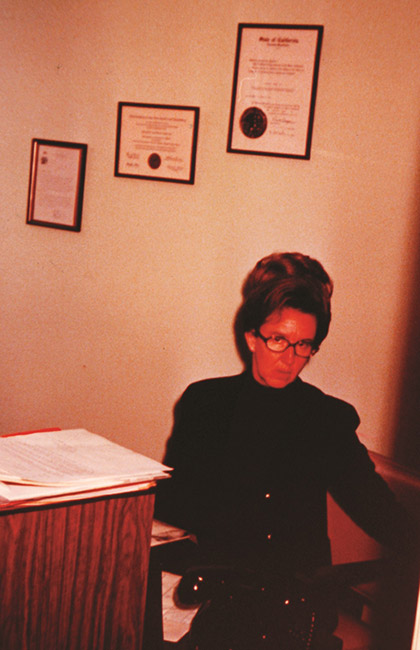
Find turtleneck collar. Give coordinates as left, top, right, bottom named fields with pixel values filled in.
left=243, top=369, right=303, bottom=397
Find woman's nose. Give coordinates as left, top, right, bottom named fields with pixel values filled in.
left=281, top=345, right=295, bottom=365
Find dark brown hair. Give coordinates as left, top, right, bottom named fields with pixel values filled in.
left=234, top=252, right=333, bottom=366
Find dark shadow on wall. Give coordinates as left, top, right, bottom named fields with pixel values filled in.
left=392, top=161, right=420, bottom=475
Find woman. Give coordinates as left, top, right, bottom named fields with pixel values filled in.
left=155, top=252, right=417, bottom=647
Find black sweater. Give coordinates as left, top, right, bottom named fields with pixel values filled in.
left=155, top=372, right=412, bottom=578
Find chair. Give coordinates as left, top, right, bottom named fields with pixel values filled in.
left=329, top=451, right=420, bottom=649
left=145, top=450, right=420, bottom=650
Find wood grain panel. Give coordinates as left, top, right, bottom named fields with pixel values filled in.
left=0, top=491, right=155, bottom=650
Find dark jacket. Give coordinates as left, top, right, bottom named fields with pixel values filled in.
left=155, top=372, right=412, bottom=578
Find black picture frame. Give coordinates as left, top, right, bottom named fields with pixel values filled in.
left=227, top=24, right=323, bottom=160
left=26, top=139, right=87, bottom=232
left=114, top=102, right=200, bottom=184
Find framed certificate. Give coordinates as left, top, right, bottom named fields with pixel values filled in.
left=115, top=103, right=200, bottom=184
left=26, top=139, right=87, bottom=232
left=227, top=24, right=323, bottom=159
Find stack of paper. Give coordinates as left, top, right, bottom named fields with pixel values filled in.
left=151, top=519, right=190, bottom=547
left=0, top=428, right=172, bottom=508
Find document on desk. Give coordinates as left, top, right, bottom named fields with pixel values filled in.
left=0, top=428, right=172, bottom=505
left=151, top=519, right=190, bottom=547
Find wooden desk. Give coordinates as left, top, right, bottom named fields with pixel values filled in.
left=0, top=489, right=155, bottom=650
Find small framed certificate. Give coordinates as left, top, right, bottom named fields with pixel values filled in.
left=26, top=139, right=87, bottom=232
left=227, top=24, right=323, bottom=159
left=115, top=103, right=200, bottom=184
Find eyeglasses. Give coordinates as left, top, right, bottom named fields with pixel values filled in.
left=255, top=331, right=316, bottom=358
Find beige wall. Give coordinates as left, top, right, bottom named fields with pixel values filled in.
left=1, top=0, right=420, bottom=463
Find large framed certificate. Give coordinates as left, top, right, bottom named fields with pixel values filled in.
left=115, top=103, right=200, bottom=184
left=26, top=139, right=87, bottom=232
left=227, top=24, right=323, bottom=159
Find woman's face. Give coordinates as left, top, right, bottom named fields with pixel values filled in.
left=244, top=307, right=317, bottom=389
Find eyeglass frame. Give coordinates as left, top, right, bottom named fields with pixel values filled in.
left=254, top=330, right=318, bottom=358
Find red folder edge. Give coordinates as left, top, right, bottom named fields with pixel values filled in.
left=2, top=428, right=61, bottom=438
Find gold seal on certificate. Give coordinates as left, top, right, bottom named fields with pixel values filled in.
left=148, top=153, right=162, bottom=170
left=240, top=107, right=267, bottom=139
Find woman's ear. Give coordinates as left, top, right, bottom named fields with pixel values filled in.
left=244, top=330, right=256, bottom=353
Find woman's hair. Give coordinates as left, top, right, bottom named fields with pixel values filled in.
left=234, top=252, right=333, bottom=366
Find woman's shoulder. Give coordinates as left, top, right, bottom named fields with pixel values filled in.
left=182, top=372, right=247, bottom=400
left=298, top=379, right=360, bottom=426
left=172, top=373, right=247, bottom=428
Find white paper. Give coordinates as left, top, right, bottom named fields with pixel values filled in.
left=0, top=479, right=156, bottom=508
left=162, top=572, right=200, bottom=643
left=32, top=144, right=81, bottom=226
left=0, top=429, right=171, bottom=503
left=151, top=519, right=190, bottom=546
